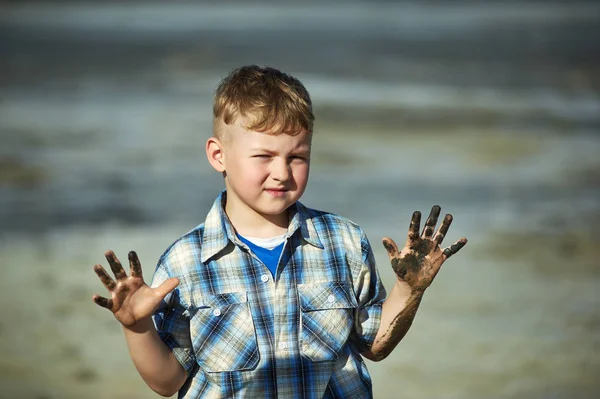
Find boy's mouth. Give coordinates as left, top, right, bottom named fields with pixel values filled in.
left=265, top=188, right=289, bottom=197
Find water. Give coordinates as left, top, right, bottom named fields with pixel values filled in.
left=1, top=2, right=599, bottom=398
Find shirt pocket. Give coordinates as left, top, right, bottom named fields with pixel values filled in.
left=297, top=281, right=358, bottom=362
left=188, top=291, right=260, bottom=372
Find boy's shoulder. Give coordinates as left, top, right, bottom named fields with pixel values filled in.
left=295, top=202, right=371, bottom=259
left=155, top=223, right=206, bottom=273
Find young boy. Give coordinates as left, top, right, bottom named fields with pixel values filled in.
left=92, top=65, right=467, bottom=398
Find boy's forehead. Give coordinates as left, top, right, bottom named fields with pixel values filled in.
left=222, top=117, right=312, bottom=149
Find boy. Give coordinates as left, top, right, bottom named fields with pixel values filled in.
left=92, top=65, right=467, bottom=398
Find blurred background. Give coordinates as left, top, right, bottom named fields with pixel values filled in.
left=1, top=1, right=599, bottom=398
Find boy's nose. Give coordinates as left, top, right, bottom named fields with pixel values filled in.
left=271, top=159, right=291, bottom=181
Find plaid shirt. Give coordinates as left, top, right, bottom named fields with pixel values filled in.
left=151, top=191, right=386, bottom=399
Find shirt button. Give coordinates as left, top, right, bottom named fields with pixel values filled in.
left=261, top=274, right=270, bottom=283
left=327, top=295, right=335, bottom=303
left=280, top=342, right=287, bottom=350
left=213, top=308, right=221, bottom=317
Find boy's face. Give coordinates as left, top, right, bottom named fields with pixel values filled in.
left=208, top=117, right=311, bottom=227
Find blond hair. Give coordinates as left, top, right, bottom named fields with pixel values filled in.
left=213, top=65, right=314, bottom=139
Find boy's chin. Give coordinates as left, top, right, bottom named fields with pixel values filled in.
left=258, top=200, right=293, bottom=213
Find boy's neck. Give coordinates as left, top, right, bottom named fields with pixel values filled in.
left=224, top=197, right=289, bottom=239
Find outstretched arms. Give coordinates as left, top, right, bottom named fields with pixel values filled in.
left=92, top=251, right=187, bottom=396
left=363, top=206, right=467, bottom=361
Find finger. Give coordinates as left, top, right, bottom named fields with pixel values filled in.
left=105, top=250, right=127, bottom=280
left=433, top=214, right=453, bottom=246
left=93, top=264, right=116, bottom=291
left=128, top=251, right=143, bottom=279
left=154, top=277, right=180, bottom=300
left=92, top=294, right=114, bottom=310
left=382, top=237, right=399, bottom=259
left=406, top=211, right=421, bottom=246
left=442, top=237, right=468, bottom=259
left=423, top=205, right=441, bottom=239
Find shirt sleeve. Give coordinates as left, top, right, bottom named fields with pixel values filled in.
left=151, top=260, right=197, bottom=375
left=350, top=230, right=387, bottom=352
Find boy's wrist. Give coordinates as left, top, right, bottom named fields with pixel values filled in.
left=394, top=279, right=427, bottom=299
left=122, top=316, right=156, bottom=334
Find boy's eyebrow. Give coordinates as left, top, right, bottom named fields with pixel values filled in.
left=250, top=146, right=311, bottom=155
left=250, top=148, right=277, bottom=154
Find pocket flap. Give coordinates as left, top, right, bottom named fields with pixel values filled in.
left=298, top=281, right=357, bottom=311
left=191, top=291, right=248, bottom=309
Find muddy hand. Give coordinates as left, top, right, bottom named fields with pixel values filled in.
left=382, top=205, right=467, bottom=292
left=92, top=250, right=179, bottom=327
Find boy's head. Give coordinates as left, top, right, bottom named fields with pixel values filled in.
left=212, top=65, right=314, bottom=141
left=206, top=65, right=315, bottom=231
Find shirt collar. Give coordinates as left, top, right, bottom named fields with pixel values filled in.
left=200, top=190, right=324, bottom=263
left=288, top=200, right=324, bottom=249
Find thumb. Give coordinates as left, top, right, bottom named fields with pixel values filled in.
left=382, top=237, right=399, bottom=259
left=154, top=277, right=180, bottom=299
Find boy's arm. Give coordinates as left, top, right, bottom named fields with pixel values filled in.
left=122, top=317, right=188, bottom=397
left=362, top=206, right=467, bottom=361
left=92, top=250, right=187, bottom=397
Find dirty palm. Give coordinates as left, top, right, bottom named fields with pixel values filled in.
left=92, top=204, right=467, bottom=336
left=384, top=205, right=467, bottom=291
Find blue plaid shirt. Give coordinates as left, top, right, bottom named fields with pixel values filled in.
left=151, top=191, right=386, bottom=398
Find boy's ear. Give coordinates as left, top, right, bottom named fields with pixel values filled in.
left=206, top=137, right=226, bottom=173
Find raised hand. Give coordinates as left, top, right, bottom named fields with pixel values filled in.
left=382, top=205, right=467, bottom=292
left=92, top=250, right=179, bottom=327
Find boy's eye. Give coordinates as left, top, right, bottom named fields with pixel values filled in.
left=254, top=155, right=271, bottom=159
